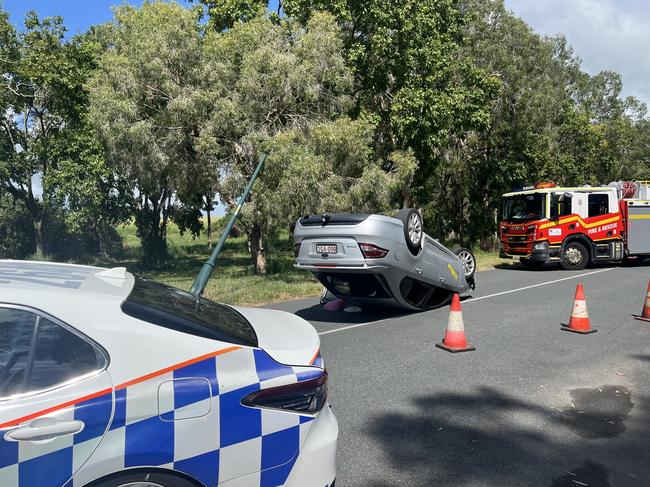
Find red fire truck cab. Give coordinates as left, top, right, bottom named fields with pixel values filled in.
left=499, top=181, right=650, bottom=269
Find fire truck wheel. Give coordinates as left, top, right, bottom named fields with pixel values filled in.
left=561, top=241, right=588, bottom=270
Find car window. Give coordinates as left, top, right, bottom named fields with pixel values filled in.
left=122, top=278, right=258, bottom=347
left=0, top=308, right=37, bottom=397
left=0, top=306, right=106, bottom=399
left=29, top=317, right=105, bottom=391
left=550, top=193, right=573, bottom=219
left=588, top=193, right=609, bottom=217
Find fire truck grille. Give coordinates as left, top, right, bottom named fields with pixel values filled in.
left=508, top=236, right=529, bottom=243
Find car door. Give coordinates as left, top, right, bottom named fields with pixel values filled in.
left=0, top=305, right=113, bottom=487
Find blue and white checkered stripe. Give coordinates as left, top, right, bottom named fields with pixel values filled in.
left=0, top=347, right=323, bottom=487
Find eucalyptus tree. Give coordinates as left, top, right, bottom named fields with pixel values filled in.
left=88, top=2, right=213, bottom=266
left=199, top=12, right=362, bottom=273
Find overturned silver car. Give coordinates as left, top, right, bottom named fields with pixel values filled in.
left=293, top=210, right=476, bottom=311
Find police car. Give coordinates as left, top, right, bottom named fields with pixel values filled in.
left=0, top=260, right=337, bottom=487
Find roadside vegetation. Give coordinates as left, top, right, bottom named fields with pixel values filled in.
left=101, top=220, right=323, bottom=305
left=91, top=219, right=506, bottom=306
left=1, top=0, right=648, bottom=288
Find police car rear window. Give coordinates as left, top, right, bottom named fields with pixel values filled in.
left=122, top=278, right=257, bottom=347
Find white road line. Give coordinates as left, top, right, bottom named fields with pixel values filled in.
left=318, top=267, right=616, bottom=336
left=463, top=267, right=615, bottom=304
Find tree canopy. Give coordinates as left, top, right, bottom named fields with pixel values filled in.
left=0, top=0, right=648, bottom=269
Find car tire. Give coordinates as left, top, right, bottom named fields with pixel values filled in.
left=86, top=470, right=199, bottom=487
left=561, top=241, right=589, bottom=270
left=397, top=208, right=423, bottom=255
left=453, top=247, right=477, bottom=280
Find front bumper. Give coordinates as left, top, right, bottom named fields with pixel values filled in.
left=500, top=242, right=559, bottom=263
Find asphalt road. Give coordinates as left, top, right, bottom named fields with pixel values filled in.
left=268, top=262, right=650, bottom=487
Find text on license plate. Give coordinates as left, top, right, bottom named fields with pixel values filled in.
left=316, top=244, right=338, bottom=254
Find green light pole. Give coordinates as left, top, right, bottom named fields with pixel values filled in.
left=190, top=153, right=267, bottom=298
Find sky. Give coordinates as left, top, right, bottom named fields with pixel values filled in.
left=503, top=0, right=650, bottom=106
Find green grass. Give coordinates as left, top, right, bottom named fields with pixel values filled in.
left=95, top=220, right=510, bottom=306
left=474, top=249, right=515, bottom=272
left=95, top=220, right=323, bottom=306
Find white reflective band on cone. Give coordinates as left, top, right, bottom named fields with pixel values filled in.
left=572, top=300, right=588, bottom=318
left=447, top=311, right=465, bottom=331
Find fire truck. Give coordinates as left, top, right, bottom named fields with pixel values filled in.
left=499, top=181, right=650, bottom=269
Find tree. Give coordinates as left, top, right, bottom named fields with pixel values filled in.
left=236, top=117, right=417, bottom=271
left=282, top=0, right=499, bottom=209
left=47, top=118, right=131, bottom=257
left=198, top=13, right=363, bottom=273
left=190, top=0, right=267, bottom=31
left=88, top=2, right=212, bottom=267
left=0, top=10, right=98, bottom=256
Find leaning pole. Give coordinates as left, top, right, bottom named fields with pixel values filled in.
left=189, top=153, right=267, bottom=298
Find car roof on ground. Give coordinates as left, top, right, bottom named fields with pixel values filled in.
left=0, top=260, right=135, bottom=302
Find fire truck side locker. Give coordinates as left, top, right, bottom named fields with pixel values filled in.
left=627, top=200, right=650, bottom=254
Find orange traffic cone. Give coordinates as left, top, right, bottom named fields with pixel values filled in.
left=634, top=280, right=650, bottom=322
left=436, top=293, right=475, bottom=353
left=561, top=283, right=597, bottom=334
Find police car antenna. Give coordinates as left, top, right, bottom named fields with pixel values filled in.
left=189, top=153, right=267, bottom=299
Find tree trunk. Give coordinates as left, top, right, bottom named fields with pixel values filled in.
left=207, top=209, right=212, bottom=250
left=137, top=193, right=168, bottom=268
left=249, top=223, right=267, bottom=274
left=33, top=217, right=44, bottom=258
left=92, top=220, right=107, bottom=258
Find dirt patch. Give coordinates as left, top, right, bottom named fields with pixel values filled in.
left=560, top=385, right=633, bottom=439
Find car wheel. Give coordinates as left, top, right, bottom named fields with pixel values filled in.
left=397, top=208, right=423, bottom=255
left=561, top=241, right=588, bottom=270
left=453, top=247, right=476, bottom=280
left=87, top=471, right=198, bottom=487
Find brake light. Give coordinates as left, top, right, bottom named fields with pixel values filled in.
left=359, top=243, right=389, bottom=258
left=242, top=371, right=328, bottom=414
left=294, top=243, right=301, bottom=257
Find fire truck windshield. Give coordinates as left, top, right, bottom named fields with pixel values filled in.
left=502, top=193, right=546, bottom=222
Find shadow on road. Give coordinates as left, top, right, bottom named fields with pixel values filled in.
left=294, top=302, right=413, bottom=324
left=363, top=387, right=649, bottom=487
left=630, top=353, right=650, bottom=362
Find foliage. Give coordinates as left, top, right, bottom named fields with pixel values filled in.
left=282, top=0, right=500, bottom=203
left=0, top=10, right=102, bottom=256
left=190, top=0, right=267, bottom=31
left=88, top=2, right=210, bottom=267
left=3, top=0, right=650, bottom=279
left=0, top=195, right=35, bottom=259
left=199, top=13, right=385, bottom=273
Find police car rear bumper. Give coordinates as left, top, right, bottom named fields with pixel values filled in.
left=285, top=405, right=338, bottom=487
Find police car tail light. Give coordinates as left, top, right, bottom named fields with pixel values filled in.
left=242, top=371, right=328, bottom=414
left=359, top=243, right=389, bottom=258
left=294, top=243, right=301, bottom=257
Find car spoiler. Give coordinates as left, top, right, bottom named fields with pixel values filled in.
left=299, top=214, right=370, bottom=226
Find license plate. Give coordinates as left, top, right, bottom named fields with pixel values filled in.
left=316, top=244, right=338, bottom=254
